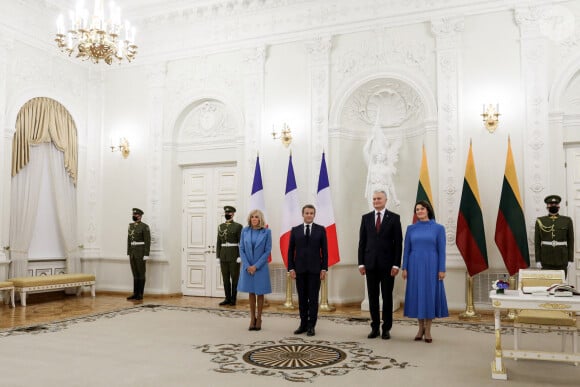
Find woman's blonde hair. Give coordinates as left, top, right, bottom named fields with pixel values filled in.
left=247, top=209, right=266, bottom=228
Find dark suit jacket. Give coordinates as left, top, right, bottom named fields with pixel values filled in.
left=358, top=210, right=402, bottom=271
left=287, top=223, right=328, bottom=274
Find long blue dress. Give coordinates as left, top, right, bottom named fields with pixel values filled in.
left=237, top=227, right=272, bottom=295
left=402, top=219, right=449, bottom=319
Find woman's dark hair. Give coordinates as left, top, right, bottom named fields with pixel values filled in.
left=415, top=200, right=435, bottom=220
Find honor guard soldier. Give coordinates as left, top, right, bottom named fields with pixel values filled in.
left=127, top=208, right=151, bottom=301
left=216, top=206, right=243, bottom=306
left=534, top=195, right=574, bottom=275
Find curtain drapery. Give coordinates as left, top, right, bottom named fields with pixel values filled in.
left=12, top=97, right=78, bottom=185
left=9, top=97, right=79, bottom=277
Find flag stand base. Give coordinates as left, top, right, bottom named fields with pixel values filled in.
left=459, top=275, right=482, bottom=320
left=277, top=272, right=296, bottom=311
left=319, top=277, right=335, bottom=312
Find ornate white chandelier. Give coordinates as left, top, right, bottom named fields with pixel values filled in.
left=55, top=0, right=137, bottom=65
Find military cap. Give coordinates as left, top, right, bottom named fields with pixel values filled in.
left=544, top=195, right=561, bottom=204
left=132, top=208, right=144, bottom=215
left=223, top=206, right=236, bottom=213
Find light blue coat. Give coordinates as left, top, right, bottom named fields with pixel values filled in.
left=237, top=227, right=272, bottom=295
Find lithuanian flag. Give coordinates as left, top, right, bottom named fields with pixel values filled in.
left=456, top=141, right=488, bottom=276
left=494, top=137, right=529, bottom=276
left=413, top=145, right=435, bottom=223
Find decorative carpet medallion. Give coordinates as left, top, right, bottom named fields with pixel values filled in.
left=243, top=344, right=346, bottom=369
left=194, top=337, right=413, bottom=383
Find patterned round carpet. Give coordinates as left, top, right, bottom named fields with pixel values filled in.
left=243, top=344, right=346, bottom=369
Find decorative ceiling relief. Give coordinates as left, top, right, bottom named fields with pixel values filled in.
left=336, top=36, right=430, bottom=82
left=340, top=78, right=424, bottom=133
left=180, top=100, right=236, bottom=141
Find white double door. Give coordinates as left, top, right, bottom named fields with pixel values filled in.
left=181, top=163, right=238, bottom=297
left=565, top=146, right=580, bottom=288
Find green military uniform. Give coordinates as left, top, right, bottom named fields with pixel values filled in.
left=534, top=195, right=574, bottom=275
left=127, top=208, right=151, bottom=300
left=216, top=206, right=243, bottom=306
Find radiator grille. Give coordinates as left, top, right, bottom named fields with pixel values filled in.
left=473, top=270, right=510, bottom=304
left=270, top=266, right=297, bottom=296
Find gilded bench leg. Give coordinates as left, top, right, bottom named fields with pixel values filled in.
left=91, top=284, right=95, bottom=297
left=76, top=286, right=82, bottom=296
left=11, top=288, right=15, bottom=308
left=20, top=291, right=27, bottom=307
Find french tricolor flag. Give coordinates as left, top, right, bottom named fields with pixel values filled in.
left=250, top=155, right=271, bottom=262
left=317, top=152, right=340, bottom=267
left=279, top=154, right=301, bottom=268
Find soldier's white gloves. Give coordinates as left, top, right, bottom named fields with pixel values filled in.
left=536, top=262, right=542, bottom=269
left=216, top=258, right=221, bottom=263
left=236, top=257, right=241, bottom=263
left=568, top=261, right=574, bottom=270
left=143, top=256, right=150, bottom=261
left=127, top=255, right=130, bottom=259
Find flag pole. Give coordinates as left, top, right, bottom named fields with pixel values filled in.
left=459, top=273, right=481, bottom=320
left=319, top=274, right=335, bottom=312
left=278, top=272, right=296, bottom=310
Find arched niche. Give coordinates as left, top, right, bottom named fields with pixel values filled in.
left=169, top=95, right=244, bottom=147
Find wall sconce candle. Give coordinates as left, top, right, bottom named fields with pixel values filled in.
left=110, top=137, right=130, bottom=158
left=272, top=123, right=293, bottom=147
left=482, top=104, right=500, bottom=133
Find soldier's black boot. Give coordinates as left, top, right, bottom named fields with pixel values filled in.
left=135, top=279, right=145, bottom=300
left=219, top=287, right=231, bottom=306
left=127, top=279, right=138, bottom=300
left=231, top=290, right=237, bottom=306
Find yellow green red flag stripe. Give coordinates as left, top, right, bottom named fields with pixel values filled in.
left=494, top=137, right=529, bottom=276
left=413, top=145, right=435, bottom=223
left=456, top=141, right=488, bottom=276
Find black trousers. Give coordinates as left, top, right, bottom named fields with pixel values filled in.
left=366, top=269, right=395, bottom=331
left=296, top=272, right=321, bottom=329
left=220, top=261, right=240, bottom=300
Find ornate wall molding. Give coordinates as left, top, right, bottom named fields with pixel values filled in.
left=146, top=63, right=168, bottom=255
left=431, top=16, right=464, bottom=246
left=515, top=7, right=552, bottom=242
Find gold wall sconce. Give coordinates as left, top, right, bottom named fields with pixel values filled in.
left=482, top=104, right=500, bottom=133
left=110, top=137, right=130, bottom=158
left=272, top=123, right=293, bottom=147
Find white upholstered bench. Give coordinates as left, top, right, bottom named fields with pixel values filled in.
left=0, top=281, right=15, bottom=308
left=8, top=274, right=96, bottom=306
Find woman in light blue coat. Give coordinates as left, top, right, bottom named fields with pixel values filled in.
left=237, top=209, right=272, bottom=331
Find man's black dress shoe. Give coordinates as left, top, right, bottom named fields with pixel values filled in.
left=219, top=299, right=230, bottom=306
left=294, top=327, right=307, bottom=334
left=381, top=331, right=391, bottom=340
left=368, top=329, right=380, bottom=339
left=307, top=327, right=315, bottom=337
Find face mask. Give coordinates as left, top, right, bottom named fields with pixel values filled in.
left=548, top=206, right=559, bottom=214
left=132, top=216, right=139, bottom=222
left=225, top=214, right=233, bottom=220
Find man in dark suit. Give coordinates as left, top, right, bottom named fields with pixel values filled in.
left=288, top=204, right=328, bottom=337
left=358, top=190, right=402, bottom=339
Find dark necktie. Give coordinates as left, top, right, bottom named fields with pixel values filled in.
left=376, top=212, right=381, bottom=232
left=305, top=224, right=311, bottom=240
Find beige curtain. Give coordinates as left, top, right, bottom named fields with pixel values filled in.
left=12, top=97, right=78, bottom=185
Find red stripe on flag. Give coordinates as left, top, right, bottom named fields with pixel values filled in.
left=456, top=213, right=488, bottom=276
left=495, top=212, right=528, bottom=276
left=280, top=231, right=291, bottom=268
left=325, top=224, right=340, bottom=267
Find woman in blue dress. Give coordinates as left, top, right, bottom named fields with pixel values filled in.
left=237, top=209, right=272, bottom=331
left=402, top=200, right=448, bottom=343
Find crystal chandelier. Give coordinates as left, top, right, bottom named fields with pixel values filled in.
left=55, top=0, right=137, bottom=65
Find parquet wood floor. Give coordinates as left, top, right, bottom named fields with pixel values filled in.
left=0, top=291, right=494, bottom=330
